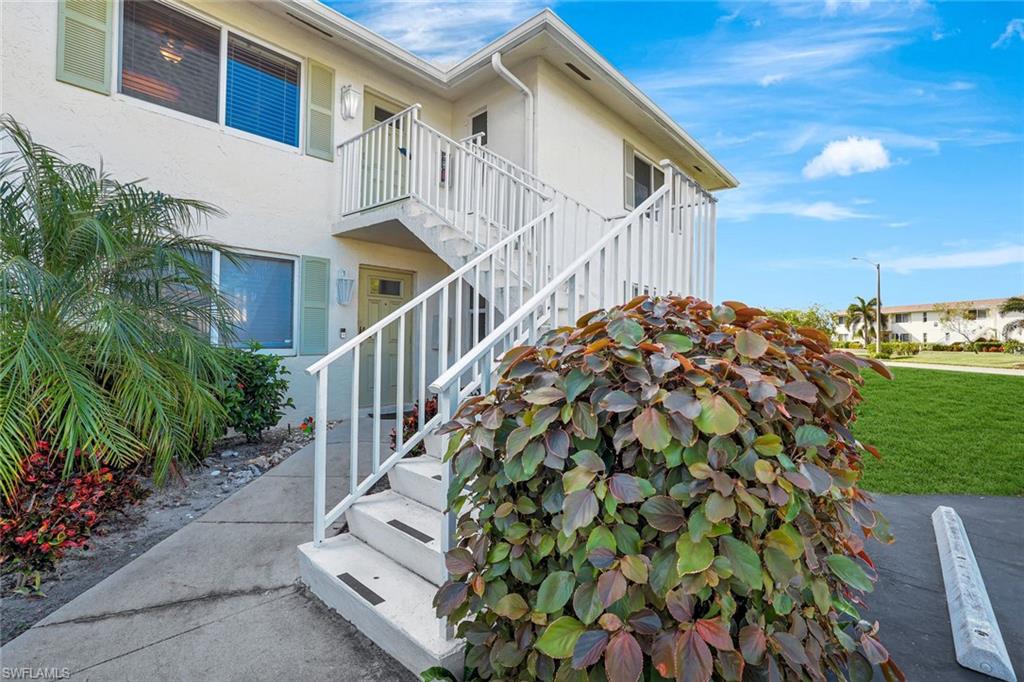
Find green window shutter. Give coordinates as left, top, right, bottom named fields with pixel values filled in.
left=56, top=0, right=112, bottom=94
left=299, top=256, right=330, bottom=355
left=305, top=60, right=335, bottom=161
left=623, top=140, right=636, bottom=210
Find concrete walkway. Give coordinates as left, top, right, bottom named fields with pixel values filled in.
left=886, top=361, right=1024, bottom=376
left=1, top=420, right=418, bottom=682
left=3, top=434, right=1021, bottom=680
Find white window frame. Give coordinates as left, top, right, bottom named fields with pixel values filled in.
left=208, top=247, right=300, bottom=356
left=111, top=0, right=307, bottom=155
left=625, top=143, right=664, bottom=210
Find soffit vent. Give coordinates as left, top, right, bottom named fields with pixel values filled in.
left=564, top=62, right=591, bottom=81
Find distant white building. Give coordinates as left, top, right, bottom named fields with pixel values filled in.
left=835, top=297, right=1024, bottom=344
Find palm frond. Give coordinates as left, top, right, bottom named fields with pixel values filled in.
left=1, top=116, right=235, bottom=494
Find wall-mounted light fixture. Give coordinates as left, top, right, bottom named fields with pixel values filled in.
left=340, top=85, right=360, bottom=120
left=336, top=268, right=355, bottom=305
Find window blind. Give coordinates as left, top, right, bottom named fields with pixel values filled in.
left=120, top=0, right=219, bottom=121
left=220, top=254, right=295, bottom=349
left=226, top=34, right=300, bottom=146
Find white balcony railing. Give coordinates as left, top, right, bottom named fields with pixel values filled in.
left=338, top=105, right=550, bottom=252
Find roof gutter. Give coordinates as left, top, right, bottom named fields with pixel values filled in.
left=491, top=53, right=535, bottom=174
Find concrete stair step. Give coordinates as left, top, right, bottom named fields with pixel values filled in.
left=345, top=489, right=444, bottom=585
left=424, top=432, right=444, bottom=460
left=388, top=456, right=445, bottom=512
left=298, top=534, right=463, bottom=677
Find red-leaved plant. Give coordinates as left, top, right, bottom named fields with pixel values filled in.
left=390, top=397, right=439, bottom=455
left=1, top=442, right=148, bottom=594
left=434, top=296, right=901, bottom=682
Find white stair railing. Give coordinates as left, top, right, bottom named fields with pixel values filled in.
left=457, top=136, right=615, bottom=277
left=429, top=161, right=717, bottom=637
left=317, top=118, right=719, bottom=645
left=306, top=208, right=558, bottom=545
left=338, top=105, right=551, bottom=251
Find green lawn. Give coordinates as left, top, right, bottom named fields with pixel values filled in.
left=853, top=368, right=1024, bottom=495
left=887, top=350, right=1024, bottom=369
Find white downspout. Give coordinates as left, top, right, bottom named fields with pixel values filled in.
left=491, top=53, right=535, bottom=174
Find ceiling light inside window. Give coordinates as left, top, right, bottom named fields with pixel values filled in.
left=159, top=34, right=183, bottom=64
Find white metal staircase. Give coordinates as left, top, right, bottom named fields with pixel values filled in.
left=297, top=104, right=717, bottom=676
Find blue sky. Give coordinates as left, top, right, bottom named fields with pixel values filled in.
left=335, top=1, right=1024, bottom=310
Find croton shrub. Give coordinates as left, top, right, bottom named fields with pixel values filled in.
left=433, top=296, right=902, bottom=682
left=1, top=442, right=148, bottom=593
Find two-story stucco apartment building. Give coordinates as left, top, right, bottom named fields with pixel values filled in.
left=3, top=2, right=738, bottom=674
left=2, top=0, right=735, bottom=419
left=836, top=297, right=1024, bottom=344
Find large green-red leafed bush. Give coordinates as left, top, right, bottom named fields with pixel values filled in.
left=434, top=296, right=901, bottom=682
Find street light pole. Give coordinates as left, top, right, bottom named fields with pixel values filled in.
left=852, top=257, right=882, bottom=355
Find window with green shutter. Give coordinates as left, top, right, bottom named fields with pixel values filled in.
left=57, top=0, right=113, bottom=94
left=300, top=256, right=330, bottom=355
left=305, top=60, right=335, bottom=161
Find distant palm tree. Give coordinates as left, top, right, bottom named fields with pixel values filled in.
left=1, top=116, right=236, bottom=496
left=1000, top=296, right=1024, bottom=340
left=846, top=296, right=879, bottom=343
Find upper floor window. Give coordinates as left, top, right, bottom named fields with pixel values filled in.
left=226, top=34, right=301, bottom=147
left=893, top=313, right=911, bottom=323
left=120, top=0, right=220, bottom=121
left=624, top=142, right=664, bottom=210
left=968, top=308, right=989, bottom=320
left=471, top=110, right=488, bottom=146
left=923, top=311, right=928, bottom=322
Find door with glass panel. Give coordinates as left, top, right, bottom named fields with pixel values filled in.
left=358, top=266, right=414, bottom=410
left=360, top=91, right=409, bottom=208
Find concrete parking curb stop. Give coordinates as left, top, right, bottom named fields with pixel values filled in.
left=932, top=506, right=1017, bottom=682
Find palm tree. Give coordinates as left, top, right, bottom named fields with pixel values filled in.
left=1, top=116, right=236, bottom=496
left=1000, top=296, right=1024, bottom=340
left=846, top=296, right=879, bottom=343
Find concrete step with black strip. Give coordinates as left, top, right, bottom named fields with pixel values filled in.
left=345, top=489, right=444, bottom=585
left=298, top=533, right=463, bottom=676
left=388, top=456, right=445, bottom=512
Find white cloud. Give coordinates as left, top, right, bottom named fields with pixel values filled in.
left=946, top=80, right=975, bottom=91
left=824, top=0, right=874, bottom=17
left=636, top=24, right=910, bottom=92
left=803, top=136, right=891, bottom=179
left=885, top=244, right=1024, bottom=274
left=720, top=199, right=872, bottom=222
left=333, top=1, right=544, bottom=66
left=887, top=221, right=911, bottom=228
left=717, top=9, right=742, bottom=24
left=759, top=74, right=785, bottom=87
left=992, top=18, right=1024, bottom=48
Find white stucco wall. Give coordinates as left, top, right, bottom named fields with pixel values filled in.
left=450, top=60, right=535, bottom=170
left=533, top=59, right=674, bottom=218
left=0, top=0, right=455, bottom=422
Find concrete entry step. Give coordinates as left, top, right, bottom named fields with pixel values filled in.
left=345, top=489, right=444, bottom=586
left=389, top=455, right=445, bottom=511
left=298, top=534, right=463, bottom=677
